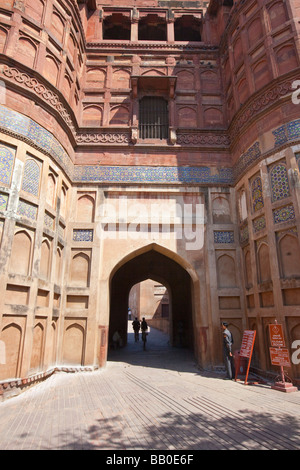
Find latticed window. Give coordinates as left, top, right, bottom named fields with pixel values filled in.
left=139, top=97, right=169, bottom=139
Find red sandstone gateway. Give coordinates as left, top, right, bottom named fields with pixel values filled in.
left=0, top=0, right=300, bottom=393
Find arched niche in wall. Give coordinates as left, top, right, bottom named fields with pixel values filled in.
left=76, top=194, right=95, bottom=223
left=55, top=246, right=63, bottom=283
left=177, top=106, right=197, bottom=128
left=244, top=249, right=253, bottom=288
left=0, top=323, right=22, bottom=380
left=217, top=254, right=237, bottom=288
left=0, top=27, right=8, bottom=54
left=82, top=105, right=103, bottom=127
left=201, top=70, right=219, bottom=93
left=70, top=251, right=91, bottom=287
left=46, top=172, right=56, bottom=208
left=278, top=232, right=300, bottom=279
left=40, top=238, right=51, bottom=280
left=43, top=54, right=59, bottom=87
left=63, top=322, right=85, bottom=365
left=247, top=16, right=263, bottom=46
left=268, top=1, right=287, bottom=30
left=85, top=68, right=106, bottom=88
left=233, top=37, right=243, bottom=66
left=62, top=73, right=72, bottom=102
left=237, top=76, right=249, bottom=105
left=238, top=189, right=248, bottom=222
left=257, top=241, right=271, bottom=283
left=252, top=59, right=271, bottom=91
left=25, top=0, right=44, bottom=24
left=204, top=107, right=223, bottom=126
left=109, top=105, right=130, bottom=126
left=30, top=322, right=44, bottom=372
left=112, top=69, right=131, bottom=89
left=212, top=195, right=231, bottom=224
left=15, top=36, right=37, bottom=69
left=176, top=70, right=194, bottom=90
left=51, top=10, right=65, bottom=44
left=275, top=44, right=298, bottom=75
left=60, top=185, right=67, bottom=219
left=9, top=230, right=32, bottom=276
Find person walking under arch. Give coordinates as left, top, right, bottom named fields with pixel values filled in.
left=132, top=317, right=140, bottom=342
left=141, top=317, right=148, bottom=350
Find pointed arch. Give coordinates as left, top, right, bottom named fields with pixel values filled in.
left=30, top=322, right=44, bottom=371
left=40, top=238, right=51, bottom=280
left=63, top=323, right=84, bottom=365
left=70, top=251, right=90, bottom=287
left=76, top=194, right=95, bottom=222
left=257, top=242, right=271, bottom=283
left=217, top=254, right=236, bottom=288
left=9, top=230, right=32, bottom=276
left=0, top=323, right=22, bottom=379
left=278, top=233, right=300, bottom=278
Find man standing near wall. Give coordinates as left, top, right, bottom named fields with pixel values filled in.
left=222, top=322, right=235, bottom=380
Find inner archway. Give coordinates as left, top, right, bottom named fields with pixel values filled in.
left=129, top=279, right=170, bottom=334
left=109, top=247, right=194, bottom=355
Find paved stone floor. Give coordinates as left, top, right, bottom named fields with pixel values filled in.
left=0, top=323, right=300, bottom=451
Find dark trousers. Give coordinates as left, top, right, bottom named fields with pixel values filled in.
left=224, top=353, right=235, bottom=379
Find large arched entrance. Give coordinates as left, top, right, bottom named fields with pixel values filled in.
left=109, top=246, right=195, bottom=354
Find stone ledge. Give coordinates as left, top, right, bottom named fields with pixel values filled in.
left=0, top=365, right=99, bottom=402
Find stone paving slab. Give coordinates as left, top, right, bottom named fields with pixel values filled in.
left=0, top=324, right=299, bottom=451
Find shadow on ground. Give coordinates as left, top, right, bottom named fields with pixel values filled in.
left=107, top=324, right=200, bottom=375
left=46, top=407, right=300, bottom=450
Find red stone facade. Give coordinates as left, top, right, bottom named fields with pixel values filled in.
left=0, top=0, right=300, bottom=392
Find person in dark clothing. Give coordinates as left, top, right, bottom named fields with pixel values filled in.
left=132, top=317, right=140, bottom=342
left=222, top=322, right=235, bottom=380
left=141, top=317, right=148, bottom=350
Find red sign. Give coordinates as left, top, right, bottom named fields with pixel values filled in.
left=270, top=348, right=291, bottom=367
left=269, top=324, right=285, bottom=348
left=240, top=330, right=256, bottom=358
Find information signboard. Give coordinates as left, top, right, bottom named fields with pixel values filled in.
left=269, top=324, right=285, bottom=348
left=240, top=330, right=256, bottom=358
left=269, top=347, right=291, bottom=368
left=236, top=330, right=256, bottom=385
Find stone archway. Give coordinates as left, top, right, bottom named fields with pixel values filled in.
left=109, top=245, right=196, bottom=353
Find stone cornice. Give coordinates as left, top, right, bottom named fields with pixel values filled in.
left=85, top=41, right=219, bottom=53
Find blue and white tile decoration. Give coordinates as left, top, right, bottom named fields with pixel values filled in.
left=214, top=231, right=234, bottom=244
left=73, top=229, right=94, bottom=242
left=21, top=159, right=41, bottom=197
left=0, top=105, right=300, bottom=185
left=17, top=199, right=38, bottom=220
left=0, top=193, right=8, bottom=211
left=0, top=143, right=15, bottom=186
left=273, top=204, right=295, bottom=224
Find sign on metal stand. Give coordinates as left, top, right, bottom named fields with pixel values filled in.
left=235, top=330, right=256, bottom=385
left=269, top=322, right=298, bottom=393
